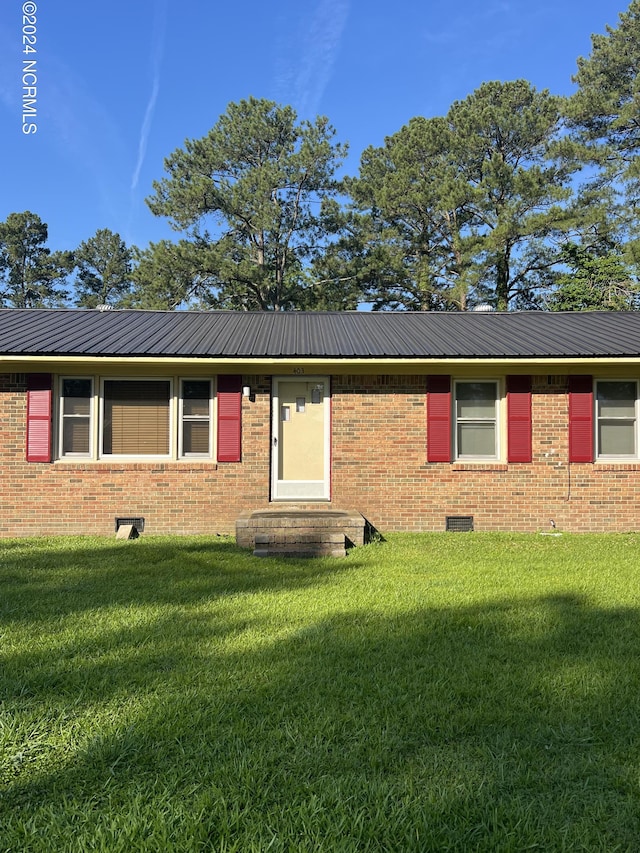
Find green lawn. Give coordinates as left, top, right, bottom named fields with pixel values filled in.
left=1, top=532, right=640, bottom=851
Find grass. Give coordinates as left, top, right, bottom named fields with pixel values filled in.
left=1, top=532, right=640, bottom=851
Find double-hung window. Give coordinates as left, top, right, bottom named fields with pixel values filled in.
left=60, top=378, right=93, bottom=457
left=180, top=379, right=212, bottom=457
left=596, top=380, right=638, bottom=458
left=454, top=380, right=499, bottom=459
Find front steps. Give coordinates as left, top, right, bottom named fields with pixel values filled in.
left=236, top=508, right=368, bottom=558
left=254, top=530, right=347, bottom=558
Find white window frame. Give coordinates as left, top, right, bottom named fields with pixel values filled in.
left=453, top=379, right=500, bottom=461
left=179, top=378, right=213, bottom=459
left=56, top=375, right=218, bottom=461
left=58, top=376, right=95, bottom=459
left=596, top=378, right=639, bottom=460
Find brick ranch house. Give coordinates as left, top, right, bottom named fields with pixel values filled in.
left=1, top=307, right=640, bottom=538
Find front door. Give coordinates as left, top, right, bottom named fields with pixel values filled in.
left=271, top=377, right=330, bottom=500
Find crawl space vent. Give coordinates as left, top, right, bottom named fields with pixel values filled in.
left=115, top=516, right=145, bottom=533
left=446, top=515, right=474, bottom=532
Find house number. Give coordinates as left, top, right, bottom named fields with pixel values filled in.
left=293, top=367, right=305, bottom=375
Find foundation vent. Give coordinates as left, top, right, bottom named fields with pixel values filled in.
left=115, top=516, right=145, bottom=533
left=446, top=515, right=474, bottom=532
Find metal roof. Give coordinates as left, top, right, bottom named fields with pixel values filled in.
left=0, top=308, right=640, bottom=360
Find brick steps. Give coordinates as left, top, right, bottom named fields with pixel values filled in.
left=254, top=531, right=346, bottom=558
left=236, top=508, right=367, bottom=558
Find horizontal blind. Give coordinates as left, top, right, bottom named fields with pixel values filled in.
left=103, top=380, right=170, bottom=455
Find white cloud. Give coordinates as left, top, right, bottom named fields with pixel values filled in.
left=274, top=0, right=350, bottom=117
left=131, top=0, right=168, bottom=191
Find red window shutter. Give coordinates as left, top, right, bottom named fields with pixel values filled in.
left=26, top=373, right=53, bottom=462
left=427, top=375, right=451, bottom=462
left=217, top=375, right=242, bottom=462
left=507, top=375, right=532, bottom=463
left=568, top=375, right=594, bottom=463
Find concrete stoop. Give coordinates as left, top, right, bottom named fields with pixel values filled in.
left=236, top=508, right=368, bottom=558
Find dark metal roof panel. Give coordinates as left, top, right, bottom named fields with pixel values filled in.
left=1, top=308, right=640, bottom=359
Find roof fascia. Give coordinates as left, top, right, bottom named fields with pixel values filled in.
left=3, top=355, right=640, bottom=372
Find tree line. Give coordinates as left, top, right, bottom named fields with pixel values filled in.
left=2, top=1, right=640, bottom=313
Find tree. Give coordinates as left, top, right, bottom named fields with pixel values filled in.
left=347, top=82, right=577, bottom=311
left=567, top=1, right=640, bottom=198
left=0, top=211, right=72, bottom=308
left=72, top=228, right=134, bottom=308
left=563, top=0, right=640, bottom=264
left=305, top=201, right=374, bottom=310
left=446, top=80, right=576, bottom=310
left=128, top=239, right=218, bottom=310
left=145, top=97, right=348, bottom=310
left=343, top=116, right=477, bottom=310
left=549, top=243, right=640, bottom=310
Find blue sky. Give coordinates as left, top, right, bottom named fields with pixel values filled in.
left=0, top=0, right=629, bottom=256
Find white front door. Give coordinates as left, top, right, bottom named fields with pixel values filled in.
left=271, top=377, right=330, bottom=500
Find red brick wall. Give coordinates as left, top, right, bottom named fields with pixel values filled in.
left=0, top=373, right=272, bottom=538
left=332, top=374, right=640, bottom=533
left=2, top=371, right=640, bottom=537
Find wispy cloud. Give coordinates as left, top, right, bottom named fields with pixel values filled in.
left=131, top=0, right=168, bottom=191
left=130, top=73, right=161, bottom=192
left=275, top=0, right=350, bottom=117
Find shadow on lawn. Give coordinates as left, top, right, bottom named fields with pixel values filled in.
left=0, top=537, right=356, bottom=622
left=2, top=547, right=640, bottom=849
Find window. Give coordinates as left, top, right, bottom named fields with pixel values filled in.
left=180, top=379, right=212, bottom=457
left=102, top=379, right=171, bottom=456
left=60, top=378, right=93, bottom=457
left=57, top=376, right=217, bottom=460
left=596, top=380, right=638, bottom=458
left=427, top=376, right=514, bottom=463
left=454, top=381, right=499, bottom=459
